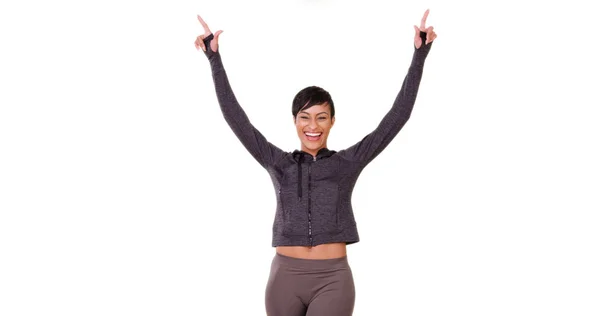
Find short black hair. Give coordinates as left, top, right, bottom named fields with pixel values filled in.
left=292, top=86, right=335, bottom=118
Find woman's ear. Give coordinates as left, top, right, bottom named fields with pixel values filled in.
left=331, top=116, right=335, bottom=126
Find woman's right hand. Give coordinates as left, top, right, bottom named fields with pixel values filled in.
left=194, top=15, right=223, bottom=53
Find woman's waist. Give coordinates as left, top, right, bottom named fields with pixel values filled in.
left=276, top=242, right=347, bottom=260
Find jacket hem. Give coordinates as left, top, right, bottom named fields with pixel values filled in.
left=272, top=226, right=360, bottom=247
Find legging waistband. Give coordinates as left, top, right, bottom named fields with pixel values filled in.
left=274, top=252, right=349, bottom=271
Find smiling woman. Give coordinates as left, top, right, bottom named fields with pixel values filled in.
left=293, top=86, right=336, bottom=156
left=195, top=10, right=436, bottom=316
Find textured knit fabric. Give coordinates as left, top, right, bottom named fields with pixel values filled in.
left=202, top=32, right=432, bottom=247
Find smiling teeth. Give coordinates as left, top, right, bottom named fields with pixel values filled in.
left=305, top=132, right=322, bottom=136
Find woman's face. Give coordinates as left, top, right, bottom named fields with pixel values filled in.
left=294, top=103, right=335, bottom=156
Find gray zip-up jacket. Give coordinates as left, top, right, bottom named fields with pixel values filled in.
left=202, top=33, right=432, bottom=247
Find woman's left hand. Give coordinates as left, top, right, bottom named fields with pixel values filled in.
left=414, top=9, right=437, bottom=49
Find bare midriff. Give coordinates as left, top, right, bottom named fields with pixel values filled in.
left=276, top=242, right=347, bottom=259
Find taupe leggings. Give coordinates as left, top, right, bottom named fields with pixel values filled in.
left=265, top=253, right=355, bottom=316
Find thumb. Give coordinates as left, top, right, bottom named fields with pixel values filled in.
left=211, top=30, right=223, bottom=52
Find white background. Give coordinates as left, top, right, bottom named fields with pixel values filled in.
left=1, top=0, right=599, bottom=315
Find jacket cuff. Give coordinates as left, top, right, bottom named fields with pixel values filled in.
left=202, top=33, right=220, bottom=61
left=413, top=31, right=432, bottom=63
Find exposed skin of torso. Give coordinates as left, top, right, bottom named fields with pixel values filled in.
left=276, top=243, right=347, bottom=259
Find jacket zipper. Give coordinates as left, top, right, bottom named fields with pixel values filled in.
left=307, top=156, right=316, bottom=246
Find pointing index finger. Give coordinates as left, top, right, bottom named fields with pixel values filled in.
left=197, top=15, right=211, bottom=33
left=420, top=9, right=430, bottom=30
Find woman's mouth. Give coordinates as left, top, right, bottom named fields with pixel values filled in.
left=304, top=132, right=322, bottom=141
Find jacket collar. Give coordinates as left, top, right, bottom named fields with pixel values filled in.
left=292, top=148, right=336, bottom=162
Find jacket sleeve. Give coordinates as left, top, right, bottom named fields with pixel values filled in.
left=337, top=32, right=432, bottom=165
left=202, top=34, right=286, bottom=168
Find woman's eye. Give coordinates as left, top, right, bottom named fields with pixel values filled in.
left=300, top=116, right=309, bottom=120
left=318, top=117, right=327, bottom=120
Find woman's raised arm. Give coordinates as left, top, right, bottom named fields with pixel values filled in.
left=195, top=15, right=286, bottom=168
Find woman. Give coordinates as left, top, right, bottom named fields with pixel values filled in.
left=195, top=9, right=436, bottom=316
